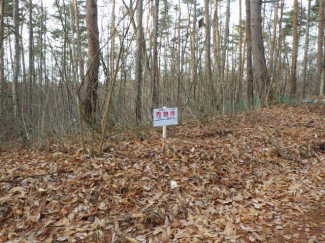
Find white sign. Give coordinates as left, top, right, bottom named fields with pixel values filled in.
left=153, top=107, right=178, bottom=127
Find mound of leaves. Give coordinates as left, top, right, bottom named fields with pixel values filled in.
left=0, top=105, right=324, bottom=242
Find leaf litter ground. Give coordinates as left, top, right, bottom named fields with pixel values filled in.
left=0, top=105, right=324, bottom=242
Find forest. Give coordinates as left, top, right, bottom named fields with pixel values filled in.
left=0, top=0, right=325, bottom=242
left=0, top=0, right=323, bottom=146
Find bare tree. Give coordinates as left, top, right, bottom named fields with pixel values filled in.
left=246, top=0, right=253, bottom=108
left=290, top=0, right=298, bottom=97
left=302, top=0, right=311, bottom=98
left=317, top=0, right=324, bottom=95
left=151, top=0, right=159, bottom=108
left=28, top=0, right=34, bottom=117
left=12, top=0, right=20, bottom=119
left=236, top=0, right=243, bottom=103
left=0, top=0, right=4, bottom=98
left=251, top=0, right=270, bottom=105
left=204, top=0, right=212, bottom=105
left=135, top=0, right=144, bottom=123
left=83, top=0, right=100, bottom=121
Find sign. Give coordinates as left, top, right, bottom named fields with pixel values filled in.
left=153, top=107, right=178, bottom=127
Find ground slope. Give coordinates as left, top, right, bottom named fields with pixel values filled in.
left=0, top=105, right=324, bottom=242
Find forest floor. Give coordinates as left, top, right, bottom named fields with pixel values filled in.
left=0, top=104, right=325, bottom=243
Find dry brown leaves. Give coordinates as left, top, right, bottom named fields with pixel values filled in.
left=0, top=105, right=324, bottom=242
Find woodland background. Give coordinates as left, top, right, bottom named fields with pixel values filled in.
left=0, top=0, right=324, bottom=148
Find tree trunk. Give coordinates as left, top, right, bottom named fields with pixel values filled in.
left=28, top=0, right=34, bottom=118
left=152, top=0, right=159, bottom=108
left=268, top=0, right=279, bottom=86
left=275, top=0, right=284, bottom=97
left=302, top=0, right=311, bottom=98
left=213, top=0, right=220, bottom=85
left=236, top=0, right=243, bottom=103
left=12, top=0, right=20, bottom=119
left=221, top=0, right=230, bottom=83
left=204, top=0, right=212, bottom=108
left=0, top=0, right=4, bottom=97
left=73, top=0, right=84, bottom=83
left=135, top=0, right=144, bottom=123
left=176, top=0, right=181, bottom=108
left=110, top=0, right=115, bottom=81
left=317, top=0, right=324, bottom=95
left=290, top=0, right=298, bottom=97
left=72, top=0, right=86, bottom=152
left=83, top=0, right=100, bottom=121
left=251, top=0, right=270, bottom=105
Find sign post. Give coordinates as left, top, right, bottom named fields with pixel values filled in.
left=153, top=107, right=178, bottom=139
left=162, top=107, right=167, bottom=139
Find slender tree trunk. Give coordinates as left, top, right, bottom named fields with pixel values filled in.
left=110, top=0, right=115, bottom=81
left=188, top=0, right=197, bottom=102
left=152, top=0, right=159, bottom=108
left=290, top=0, right=298, bottom=97
left=269, top=0, right=278, bottom=91
left=251, top=0, right=270, bottom=105
left=135, top=0, right=144, bottom=123
left=176, top=0, right=181, bottom=108
left=236, top=0, right=243, bottom=103
left=0, top=0, right=4, bottom=98
left=317, top=0, right=324, bottom=95
left=83, top=0, right=100, bottom=121
left=12, top=0, right=20, bottom=119
left=73, top=0, right=86, bottom=152
left=73, top=0, right=84, bottom=82
left=276, top=0, right=284, bottom=97
left=204, top=0, right=212, bottom=108
left=302, top=0, right=311, bottom=98
left=28, top=0, right=34, bottom=118
left=221, top=0, right=230, bottom=83
left=213, top=0, right=220, bottom=84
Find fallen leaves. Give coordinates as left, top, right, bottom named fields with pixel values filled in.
left=0, top=106, right=325, bottom=242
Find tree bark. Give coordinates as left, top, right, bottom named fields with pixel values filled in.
left=83, top=0, right=100, bottom=121
left=213, top=0, right=220, bottom=85
left=317, top=0, right=324, bottom=95
left=135, top=0, right=144, bottom=123
left=110, top=0, right=115, bottom=81
left=151, top=0, right=159, bottom=108
left=236, top=0, right=243, bottom=103
left=204, top=0, right=212, bottom=105
left=221, top=0, right=230, bottom=83
left=302, top=0, right=311, bottom=98
left=176, top=0, right=181, bottom=108
left=268, top=0, right=279, bottom=85
left=0, top=0, right=4, bottom=97
left=12, top=0, right=20, bottom=119
left=28, top=0, right=34, bottom=118
left=251, top=0, right=270, bottom=105
left=290, top=0, right=298, bottom=97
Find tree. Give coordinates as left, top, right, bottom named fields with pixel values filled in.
left=317, top=0, right=324, bottom=95
left=151, top=0, right=159, bottom=108
left=0, top=0, right=4, bottom=98
left=290, top=0, right=298, bottom=97
left=246, top=0, right=253, bottom=108
left=83, top=0, right=100, bottom=121
left=135, top=0, right=144, bottom=123
left=236, top=0, right=243, bottom=103
left=12, top=0, right=20, bottom=119
left=204, top=0, right=212, bottom=106
left=28, top=0, right=34, bottom=117
left=302, top=0, right=311, bottom=98
left=268, top=0, right=279, bottom=84
left=251, top=0, right=270, bottom=104
left=213, top=0, right=220, bottom=86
